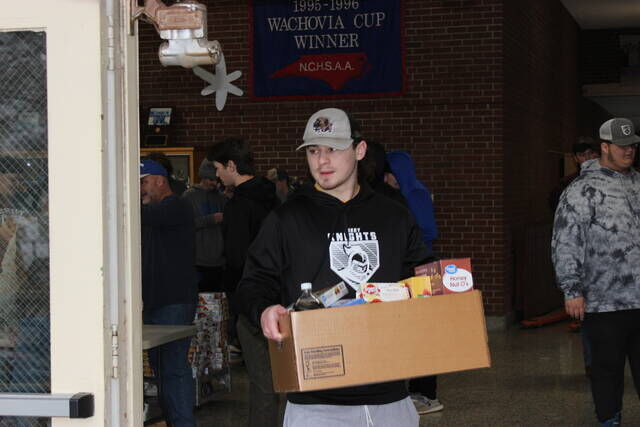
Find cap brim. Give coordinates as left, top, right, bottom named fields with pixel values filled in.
left=296, top=138, right=353, bottom=151
left=610, top=134, right=640, bottom=146
left=140, top=173, right=150, bottom=178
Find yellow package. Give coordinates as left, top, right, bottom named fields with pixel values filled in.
left=401, top=276, right=433, bottom=298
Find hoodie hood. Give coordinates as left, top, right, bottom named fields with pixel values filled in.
left=580, top=158, right=600, bottom=175
left=580, top=157, right=637, bottom=179
left=385, top=150, right=427, bottom=200
left=288, top=181, right=376, bottom=211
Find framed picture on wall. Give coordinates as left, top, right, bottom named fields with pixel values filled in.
left=147, top=107, right=172, bottom=126
left=140, top=147, right=194, bottom=186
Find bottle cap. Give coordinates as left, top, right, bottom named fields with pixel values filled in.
left=301, top=282, right=312, bottom=290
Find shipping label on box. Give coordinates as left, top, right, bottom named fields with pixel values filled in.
left=301, top=345, right=345, bottom=379
left=414, top=258, right=473, bottom=294
left=268, top=290, right=490, bottom=393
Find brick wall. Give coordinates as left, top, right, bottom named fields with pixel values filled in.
left=503, top=0, right=577, bottom=318
left=138, top=0, right=540, bottom=317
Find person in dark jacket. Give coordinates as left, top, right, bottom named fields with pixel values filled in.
left=207, top=137, right=279, bottom=427
left=236, top=108, right=430, bottom=426
left=207, top=138, right=278, bottom=293
left=140, top=159, right=197, bottom=427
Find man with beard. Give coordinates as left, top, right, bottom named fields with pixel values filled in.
left=552, top=118, right=640, bottom=426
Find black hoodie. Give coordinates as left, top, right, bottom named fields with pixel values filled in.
left=223, top=176, right=278, bottom=288
left=237, top=184, right=430, bottom=405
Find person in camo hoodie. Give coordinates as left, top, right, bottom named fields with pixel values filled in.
left=552, top=117, right=640, bottom=427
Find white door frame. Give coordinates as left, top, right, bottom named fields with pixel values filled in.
left=0, top=1, right=142, bottom=425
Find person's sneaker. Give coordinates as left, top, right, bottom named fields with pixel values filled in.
left=601, top=412, right=621, bottom=426
left=411, top=394, right=444, bottom=415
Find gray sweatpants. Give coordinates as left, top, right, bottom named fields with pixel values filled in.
left=283, top=396, right=419, bottom=427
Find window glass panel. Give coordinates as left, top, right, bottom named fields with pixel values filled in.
left=0, top=30, right=50, bottom=426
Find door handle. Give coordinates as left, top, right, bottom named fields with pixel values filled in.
left=0, top=392, right=93, bottom=418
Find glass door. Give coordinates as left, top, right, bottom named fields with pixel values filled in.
left=0, top=1, right=142, bottom=426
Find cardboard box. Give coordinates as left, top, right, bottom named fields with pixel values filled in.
left=268, top=290, right=490, bottom=393
left=414, top=258, right=473, bottom=295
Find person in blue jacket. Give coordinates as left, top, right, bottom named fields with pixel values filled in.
left=385, top=150, right=442, bottom=415
left=385, top=151, right=437, bottom=250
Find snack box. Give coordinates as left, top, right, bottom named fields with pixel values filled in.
left=402, top=276, right=433, bottom=298
left=358, top=282, right=411, bottom=303
left=414, top=258, right=473, bottom=295
left=314, top=281, right=349, bottom=307
left=268, top=290, right=490, bottom=392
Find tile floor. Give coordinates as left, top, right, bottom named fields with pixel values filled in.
left=195, top=322, right=640, bottom=426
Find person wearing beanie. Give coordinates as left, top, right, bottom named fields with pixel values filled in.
left=182, top=158, right=227, bottom=292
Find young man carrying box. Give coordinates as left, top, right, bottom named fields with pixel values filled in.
left=236, top=108, right=431, bottom=426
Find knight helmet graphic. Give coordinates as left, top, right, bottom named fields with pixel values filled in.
left=329, top=237, right=379, bottom=290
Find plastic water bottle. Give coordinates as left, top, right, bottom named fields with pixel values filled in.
left=293, top=282, right=324, bottom=311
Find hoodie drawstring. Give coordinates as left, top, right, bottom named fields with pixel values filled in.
left=364, top=405, right=374, bottom=426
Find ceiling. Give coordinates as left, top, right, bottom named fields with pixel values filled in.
left=560, top=1, right=640, bottom=127
left=561, top=0, right=640, bottom=30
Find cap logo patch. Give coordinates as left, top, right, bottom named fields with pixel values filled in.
left=313, top=117, right=333, bottom=135
left=622, top=124, right=632, bottom=136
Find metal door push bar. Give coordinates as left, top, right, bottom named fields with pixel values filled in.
left=0, top=392, right=93, bottom=418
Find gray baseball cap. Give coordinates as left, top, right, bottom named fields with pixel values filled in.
left=599, top=118, right=640, bottom=146
left=297, top=108, right=354, bottom=151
